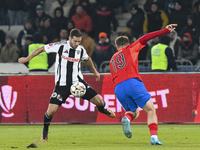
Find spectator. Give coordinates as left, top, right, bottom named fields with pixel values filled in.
left=17, top=20, right=36, bottom=52
left=181, top=0, right=193, bottom=12
left=20, top=35, right=33, bottom=57
left=4, top=0, right=24, bottom=25
left=118, top=28, right=134, bottom=44
left=29, top=4, right=49, bottom=31
left=0, top=35, right=20, bottom=62
left=151, top=34, right=177, bottom=71
left=92, top=2, right=118, bottom=42
left=119, top=0, right=129, bottom=13
left=169, top=1, right=191, bottom=35
left=40, top=17, right=57, bottom=43
left=0, top=30, right=6, bottom=51
left=80, top=0, right=93, bottom=17
left=143, top=2, right=169, bottom=33
left=94, top=0, right=120, bottom=11
left=177, top=32, right=199, bottom=65
left=180, top=15, right=200, bottom=44
left=192, top=1, right=200, bottom=28
left=92, top=32, right=115, bottom=68
left=53, top=28, right=69, bottom=42
left=66, top=19, right=75, bottom=33
left=25, top=0, right=45, bottom=19
left=80, top=29, right=95, bottom=68
left=80, top=29, right=95, bottom=58
left=163, top=0, right=176, bottom=17
left=68, top=0, right=80, bottom=19
left=168, top=30, right=181, bottom=60
left=51, top=7, right=68, bottom=37
left=146, top=36, right=160, bottom=60
left=49, top=0, right=72, bottom=18
left=0, top=0, right=7, bottom=25
left=144, top=0, right=166, bottom=13
left=27, top=32, right=55, bottom=71
left=126, top=4, right=145, bottom=39
left=71, top=5, right=93, bottom=34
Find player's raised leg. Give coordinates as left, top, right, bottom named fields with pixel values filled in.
left=41, top=104, right=59, bottom=142
left=122, top=109, right=139, bottom=138
left=142, top=99, right=163, bottom=145
left=90, top=94, right=116, bottom=118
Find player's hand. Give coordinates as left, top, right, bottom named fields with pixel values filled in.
left=93, top=70, right=100, bottom=81
left=165, top=24, right=177, bottom=32
left=18, top=57, right=29, bottom=63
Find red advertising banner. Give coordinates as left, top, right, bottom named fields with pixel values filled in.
left=0, top=74, right=199, bottom=124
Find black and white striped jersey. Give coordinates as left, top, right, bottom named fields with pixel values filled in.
left=44, top=41, right=89, bottom=86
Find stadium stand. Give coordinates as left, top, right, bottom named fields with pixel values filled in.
left=0, top=25, right=24, bottom=40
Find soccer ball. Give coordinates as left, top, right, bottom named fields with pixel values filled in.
left=70, top=81, right=86, bottom=97
left=192, top=109, right=198, bottom=116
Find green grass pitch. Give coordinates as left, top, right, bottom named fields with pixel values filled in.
left=0, top=124, right=199, bottom=150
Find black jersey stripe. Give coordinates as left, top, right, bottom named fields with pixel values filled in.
left=56, top=45, right=64, bottom=86
left=66, top=48, right=76, bottom=85
left=78, top=48, right=84, bottom=73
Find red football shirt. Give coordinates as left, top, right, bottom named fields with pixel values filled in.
left=110, top=28, right=170, bottom=87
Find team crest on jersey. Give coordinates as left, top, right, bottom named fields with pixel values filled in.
left=49, top=43, right=54, bottom=46
left=76, top=50, right=80, bottom=54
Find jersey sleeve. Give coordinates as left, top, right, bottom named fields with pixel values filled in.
left=44, top=43, right=61, bottom=54
left=81, top=46, right=89, bottom=61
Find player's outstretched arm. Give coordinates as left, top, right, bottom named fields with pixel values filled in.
left=139, top=24, right=177, bottom=45
left=18, top=46, right=45, bottom=63
left=85, top=57, right=100, bottom=81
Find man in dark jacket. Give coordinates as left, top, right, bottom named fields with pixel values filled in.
left=92, top=32, right=115, bottom=69
left=5, top=0, right=24, bottom=25
left=126, top=4, right=145, bottom=39
left=143, top=2, right=169, bottom=33
left=52, top=7, right=68, bottom=37
left=29, top=4, right=50, bottom=31
left=92, top=2, right=118, bottom=42
left=169, top=1, right=191, bottom=35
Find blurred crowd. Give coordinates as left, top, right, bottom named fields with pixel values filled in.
left=0, top=0, right=200, bottom=71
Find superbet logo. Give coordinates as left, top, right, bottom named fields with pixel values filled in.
left=0, top=85, right=17, bottom=117
left=61, top=89, right=169, bottom=112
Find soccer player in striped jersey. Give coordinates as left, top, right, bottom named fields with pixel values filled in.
left=18, top=28, right=115, bottom=142
left=109, top=24, right=177, bottom=145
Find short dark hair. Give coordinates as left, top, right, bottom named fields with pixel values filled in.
left=115, top=36, right=129, bottom=47
left=69, top=28, right=82, bottom=38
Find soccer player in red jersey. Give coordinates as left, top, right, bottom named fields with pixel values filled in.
left=109, top=24, right=177, bottom=145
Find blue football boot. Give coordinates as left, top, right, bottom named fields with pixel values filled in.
left=121, top=117, right=132, bottom=138
left=150, top=137, right=164, bottom=145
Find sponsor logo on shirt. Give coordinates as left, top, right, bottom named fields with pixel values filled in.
left=62, top=55, right=80, bottom=62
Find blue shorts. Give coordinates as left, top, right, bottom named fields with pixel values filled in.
left=114, top=78, right=151, bottom=111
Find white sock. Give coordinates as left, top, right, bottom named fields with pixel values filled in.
left=151, top=135, right=158, bottom=139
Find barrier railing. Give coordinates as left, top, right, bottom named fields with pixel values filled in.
left=98, top=60, right=195, bottom=72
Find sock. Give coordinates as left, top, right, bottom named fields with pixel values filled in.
left=148, top=123, right=158, bottom=136
left=124, top=112, right=134, bottom=122
left=97, top=101, right=106, bottom=113
left=43, top=112, right=52, bottom=131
